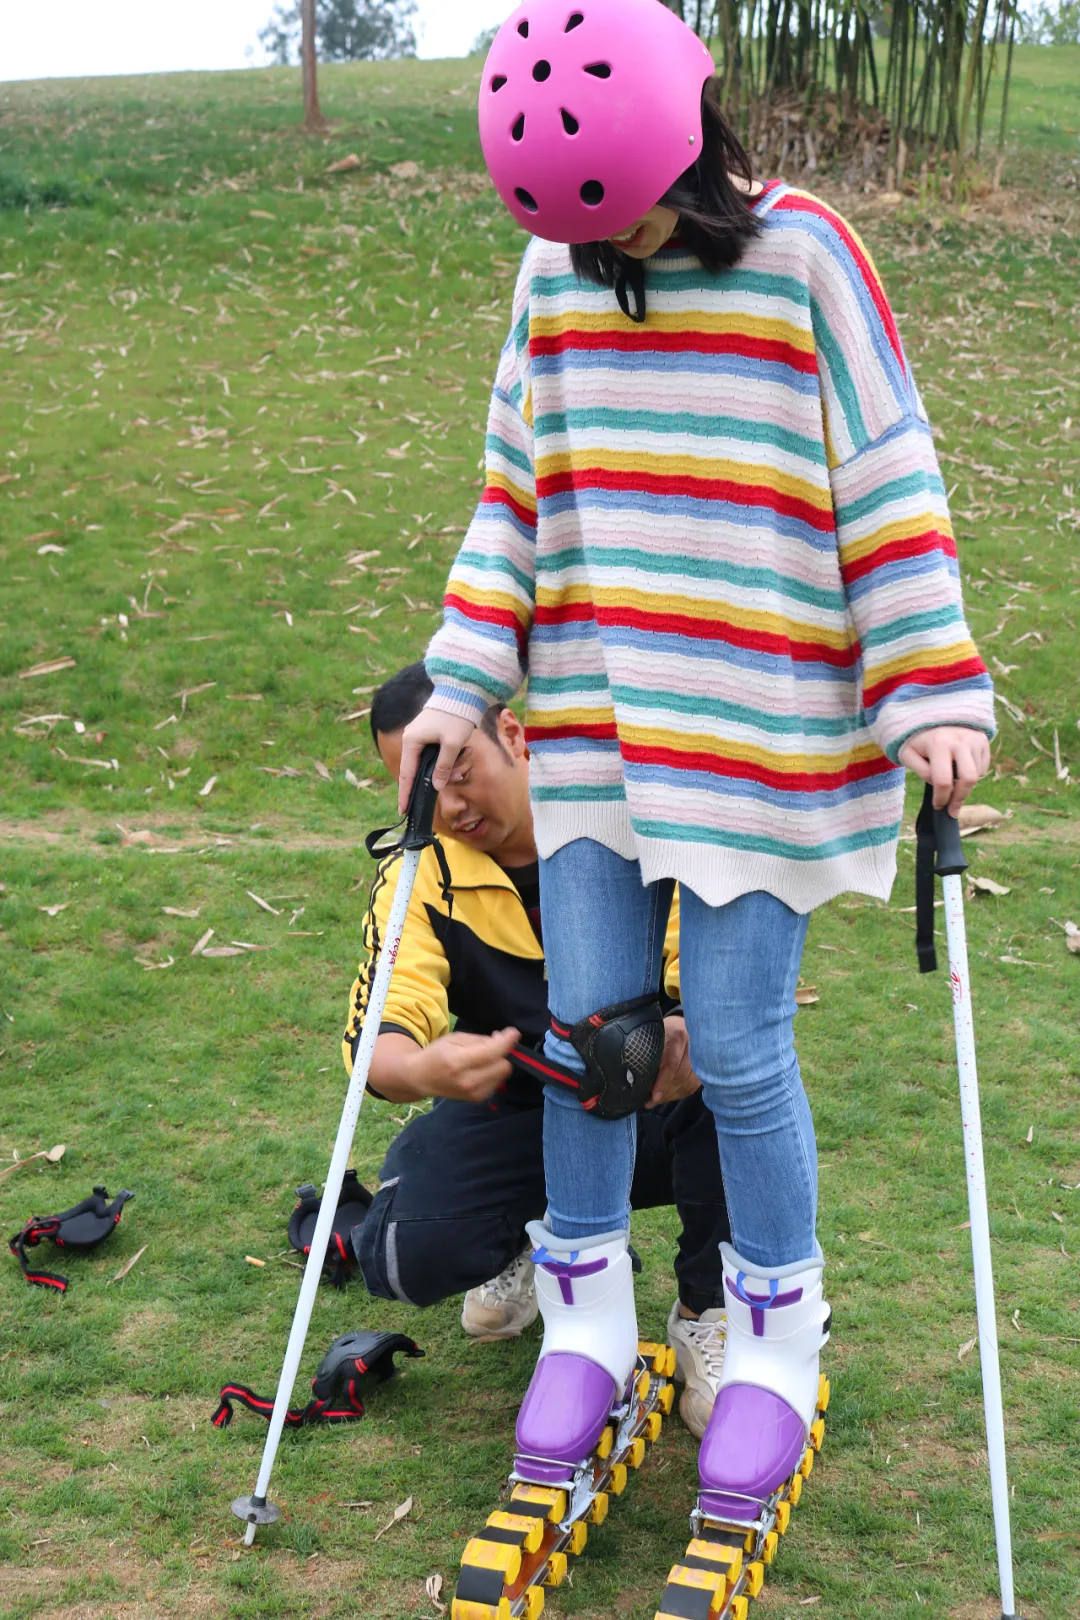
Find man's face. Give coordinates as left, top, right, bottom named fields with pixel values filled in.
left=377, top=711, right=532, bottom=859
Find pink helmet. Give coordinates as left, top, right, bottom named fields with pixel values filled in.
left=478, top=0, right=715, bottom=245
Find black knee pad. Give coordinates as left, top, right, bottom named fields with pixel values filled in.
left=554, top=994, right=666, bottom=1118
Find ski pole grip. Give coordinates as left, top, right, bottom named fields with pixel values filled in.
left=931, top=792, right=968, bottom=876
left=403, top=743, right=440, bottom=850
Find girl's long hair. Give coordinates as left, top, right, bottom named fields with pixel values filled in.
left=569, top=79, right=760, bottom=320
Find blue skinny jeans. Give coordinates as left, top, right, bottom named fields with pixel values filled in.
left=539, top=839, right=817, bottom=1270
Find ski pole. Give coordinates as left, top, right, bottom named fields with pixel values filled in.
left=915, top=781, right=1021, bottom=1619
left=231, top=744, right=442, bottom=1544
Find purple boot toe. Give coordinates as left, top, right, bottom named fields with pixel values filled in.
left=698, top=1382, right=806, bottom=1521
left=514, top=1352, right=616, bottom=1482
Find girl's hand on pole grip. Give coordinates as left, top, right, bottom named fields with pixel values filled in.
left=898, top=726, right=991, bottom=816
left=398, top=707, right=478, bottom=814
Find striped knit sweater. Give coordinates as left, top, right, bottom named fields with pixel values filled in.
left=424, top=182, right=994, bottom=912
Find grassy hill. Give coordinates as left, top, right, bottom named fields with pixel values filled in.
left=1, top=49, right=1078, bottom=1620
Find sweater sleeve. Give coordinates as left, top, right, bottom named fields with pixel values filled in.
left=803, top=200, right=995, bottom=762
left=424, top=248, right=537, bottom=721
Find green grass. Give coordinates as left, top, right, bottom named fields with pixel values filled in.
left=1, top=47, right=1079, bottom=1620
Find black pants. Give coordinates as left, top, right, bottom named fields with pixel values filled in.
left=355, top=1091, right=730, bottom=1314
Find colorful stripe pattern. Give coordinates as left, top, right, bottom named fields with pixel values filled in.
left=425, top=185, right=993, bottom=912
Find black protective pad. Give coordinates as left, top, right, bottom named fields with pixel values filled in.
left=211, top=1330, right=424, bottom=1429
left=569, top=995, right=666, bottom=1118
left=8, top=1186, right=134, bottom=1293
left=511, top=995, right=665, bottom=1119
left=287, top=1169, right=372, bottom=1288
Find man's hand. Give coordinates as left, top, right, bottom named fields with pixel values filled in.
left=898, top=726, right=990, bottom=816
left=400, top=1027, right=520, bottom=1104
left=646, top=1016, right=702, bottom=1109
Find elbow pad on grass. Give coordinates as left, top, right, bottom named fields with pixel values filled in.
left=9, top=1186, right=134, bottom=1293
left=287, top=1168, right=373, bottom=1290
left=212, top=1330, right=425, bottom=1430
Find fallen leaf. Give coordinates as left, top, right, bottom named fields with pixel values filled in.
left=246, top=890, right=280, bottom=916
left=202, top=946, right=247, bottom=957
left=117, top=824, right=156, bottom=846
left=966, top=875, right=1011, bottom=897
left=19, top=656, right=76, bottom=679
left=314, top=761, right=332, bottom=781
left=425, top=1572, right=446, bottom=1615
left=374, top=1495, right=413, bottom=1540
left=198, top=775, right=218, bottom=798
left=794, top=986, right=819, bottom=1005
left=957, top=1336, right=977, bottom=1360
left=191, top=928, right=215, bottom=957
left=107, top=1243, right=148, bottom=1284
left=36, top=902, right=70, bottom=917
left=799, top=1601, right=822, bottom=1609
left=1065, top=921, right=1080, bottom=956
left=162, top=906, right=200, bottom=918
left=327, top=153, right=362, bottom=174
left=388, top=160, right=421, bottom=180
left=338, top=1500, right=374, bottom=1509
left=1025, top=1125, right=1034, bottom=1144
left=1054, top=728, right=1069, bottom=782
left=135, top=955, right=175, bottom=971
left=999, top=955, right=1043, bottom=966
left=0, top=1144, right=66, bottom=1181
left=957, top=803, right=1007, bottom=832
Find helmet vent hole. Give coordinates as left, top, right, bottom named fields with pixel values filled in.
left=515, top=186, right=539, bottom=213
left=532, top=59, right=551, bottom=81
left=511, top=113, right=525, bottom=142
left=491, top=74, right=507, bottom=92
left=565, top=10, right=584, bottom=28
left=517, top=19, right=529, bottom=37
left=580, top=179, right=604, bottom=207
left=560, top=108, right=579, bottom=135
left=584, top=61, right=611, bottom=78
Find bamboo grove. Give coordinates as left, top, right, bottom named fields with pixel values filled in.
left=664, top=1, right=1017, bottom=174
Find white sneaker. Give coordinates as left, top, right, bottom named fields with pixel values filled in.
left=666, top=1298, right=728, bottom=1440
left=461, top=1250, right=538, bottom=1339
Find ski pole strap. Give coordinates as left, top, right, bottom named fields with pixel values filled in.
left=364, top=744, right=453, bottom=915
left=914, top=780, right=969, bottom=974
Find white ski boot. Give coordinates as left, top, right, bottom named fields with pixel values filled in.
left=513, top=1221, right=638, bottom=1485
left=698, top=1244, right=830, bottom=1521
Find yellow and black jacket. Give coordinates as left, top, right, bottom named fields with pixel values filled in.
left=342, top=837, right=681, bottom=1104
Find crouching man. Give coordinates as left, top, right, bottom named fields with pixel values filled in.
left=342, top=662, right=729, bottom=1435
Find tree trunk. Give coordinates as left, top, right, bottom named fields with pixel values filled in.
left=301, top=0, right=325, bottom=131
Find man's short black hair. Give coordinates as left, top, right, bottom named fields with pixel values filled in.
left=370, top=661, right=507, bottom=748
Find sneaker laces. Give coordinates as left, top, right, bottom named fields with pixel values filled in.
left=677, top=1314, right=728, bottom=1382
left=476, top=1251, right=533, bottom=1306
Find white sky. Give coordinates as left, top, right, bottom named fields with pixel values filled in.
left=0, top=0, right=516, bottom=83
